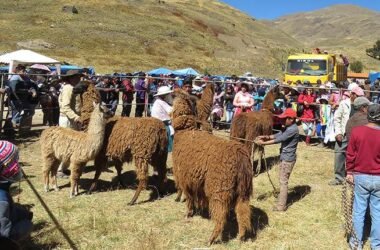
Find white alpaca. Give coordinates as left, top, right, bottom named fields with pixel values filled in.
left=41, top=103, right=108, bottom=197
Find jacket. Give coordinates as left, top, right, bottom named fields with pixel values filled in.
left=334, top=98, right=351, bottom=137
left=58, top=84, right=82, bottom=121
left=0, top=182, right=12, bottom=238
left=345, top=111, right=368, bottom=140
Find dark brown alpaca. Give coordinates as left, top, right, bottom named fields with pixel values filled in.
left=196, top=82, right=215, bottom=131
left=230, top=85, right=282, bottom=168
left=81, top=83, right=168, bottom=205
left=171, top=89, right=253, bottom=245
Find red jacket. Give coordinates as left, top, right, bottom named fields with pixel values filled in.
left=298, top=93, right=315, bottom=121
left=346, top=125, right=380, bottom=175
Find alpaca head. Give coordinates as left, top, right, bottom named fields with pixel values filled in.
left=80, top=83, right=102, bottom=129
left=89, top=102, right=112, bottom=127
left=171, top=89, right=198, bottom=130
left=171, top=89, right=194, bottom=118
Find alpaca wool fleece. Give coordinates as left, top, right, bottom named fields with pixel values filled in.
left=81, top=83, right=168, bottom=205
left=41, top=103, right=107, bottom=196
left=230, top=85, right=282, bottom=158
left=171, top=89, right=253, bottom=244
left=196, top=83, right=214, bottom=131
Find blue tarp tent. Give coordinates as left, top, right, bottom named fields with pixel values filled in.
left=369, top=72, right=380, bottom=83
left=172, top=68, right=199, bottom=76
left=147, top=67, right=173, bottom=75
left=49, top=65, right=95, bottom=75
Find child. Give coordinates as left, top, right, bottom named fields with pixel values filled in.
left=0, top=141, right=33, bottom=242
left=256, top=108, right=299, bottom=211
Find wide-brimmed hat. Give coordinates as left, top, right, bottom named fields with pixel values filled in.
left=61, top=69, right=84, bottom=79
left=154, top=86, right=173, bottom=97
left=278, top=108, right=297, bottom=119
left=0, top=141, right=22, bottom=182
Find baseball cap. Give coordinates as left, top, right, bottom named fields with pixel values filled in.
left=351, top=86, right=364, bottom=97
left=278, top=108, right=297, bottom=119
left=353, top=97, right=371, bottom=109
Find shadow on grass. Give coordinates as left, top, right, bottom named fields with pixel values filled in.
left=59, top=170, right=177, bottom=204
left=257, top=185, right=311, bottom=207
left=287, top=185, right=311, bottom=208
left=222, top=206, right=269, bottom=242
left=253, top=155, right=280, bottom=175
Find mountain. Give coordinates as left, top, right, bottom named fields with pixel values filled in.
left=0, top=0, right=302, bottom=77
left=273, top=4, right=380, bottom=71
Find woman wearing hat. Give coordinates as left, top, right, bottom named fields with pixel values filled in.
left=233, top=82, right=254, bottom=116
left=151, top=86, right=174, bottom=152
left=298, top=86, right=316, bottom=145
left=0, top=141, right=33, bottom=242
left=346, top=104, right=380, bottom=249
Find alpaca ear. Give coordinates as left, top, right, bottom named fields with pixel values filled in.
left=93, top=101, right=100, bottom=109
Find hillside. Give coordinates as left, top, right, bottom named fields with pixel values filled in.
left=0, top=0, right=302, bottom=77
left=273, top=4, right=380, bottom=71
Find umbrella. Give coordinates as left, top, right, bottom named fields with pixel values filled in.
left=30, top=64, right=51, bottom=72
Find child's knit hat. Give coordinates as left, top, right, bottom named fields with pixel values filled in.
left=0, top=140, right=22, bottom=182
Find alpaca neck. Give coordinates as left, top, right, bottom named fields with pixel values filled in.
left=86, top=111, right=106, bottom=146
left=262, top=91, right=275, bottom=111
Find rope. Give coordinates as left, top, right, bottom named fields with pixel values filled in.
left=342, top=180, right=360, bottom=249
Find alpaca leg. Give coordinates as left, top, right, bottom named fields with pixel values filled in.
left=114, top=160, right=125, bottom=188
left=51, top=159, right=60, bottom=191
left=235, top=198, right=252, bottom=241
left=42, top=156, right=57, bottom=192
left=185, top=195, right=195, bottom=218
left=153, top=155, right=167, bottom=196
left=208, top=199, right=228, bottom=245
left=88, top=155, right=107, bottom=194
left=175, top=189, right=182, bottom=202
left=70, top=163, right=81, bottom=198
left=128, top=158, right=148, bottom=205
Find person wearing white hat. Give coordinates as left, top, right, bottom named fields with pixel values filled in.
left=151, top=86, right=174, bottom=152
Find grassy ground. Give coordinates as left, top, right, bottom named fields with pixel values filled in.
left=7, top=117, right=367, bottom=250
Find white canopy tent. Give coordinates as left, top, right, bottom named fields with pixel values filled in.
left=0, top=49, right=61, bottom=75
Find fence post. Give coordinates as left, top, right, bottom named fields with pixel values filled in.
left=0, top=74, right=4, bottom=132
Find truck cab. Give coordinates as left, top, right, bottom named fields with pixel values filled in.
left=284, top=54, right=346, bottom=84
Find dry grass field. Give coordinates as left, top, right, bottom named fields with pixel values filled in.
left=6, top=111, right=371, bottom=249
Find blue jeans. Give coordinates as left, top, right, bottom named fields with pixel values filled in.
left=316, top=123, right=327, bottom=139
left=225, top=110, right=234, bottom=124
left=351, top=174, right=380, bottom=249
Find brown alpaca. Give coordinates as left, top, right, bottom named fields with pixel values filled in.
left=81, top=83, right=168, bottom=205
left=230, top=85, right=282, bottom=167
left=196, top=82, right=215, bottom=131
left=40, top=103, right=108, bottom=197
left=171, top=90, right=253, bottom=245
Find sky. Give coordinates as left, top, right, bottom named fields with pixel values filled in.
left=220, top=0, right=380, bottom=19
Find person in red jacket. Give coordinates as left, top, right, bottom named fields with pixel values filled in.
left=346, top=104, right=380, bottom=249
left=297, top=85, right=316, bottom=145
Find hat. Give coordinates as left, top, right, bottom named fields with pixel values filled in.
left=154, top=86, right=173, bottom=97
left=318, top=94, right=329, bottom=102
left=351, top=86, right=364, bottom=97
left=0, top=141, right=22, bottom=182
left=278, top=108, right=297, bottom=119
left=367, top=104, right=380, bottom=123
left=61, top=69, right=84, bottom=80
left=354, top=97, right=371, bottom=109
